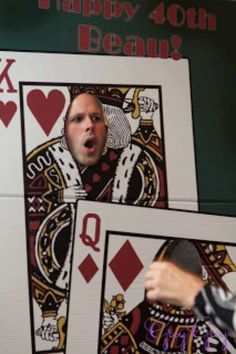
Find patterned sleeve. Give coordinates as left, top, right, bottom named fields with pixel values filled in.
left=194, top=284, right=236, bottom=336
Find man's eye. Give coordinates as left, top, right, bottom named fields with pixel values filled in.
left=92, top=115, right=102, bottom=122
left=72, top=116, right=83, bottom=123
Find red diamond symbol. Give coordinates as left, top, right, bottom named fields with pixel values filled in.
left=78, top=254, right=98, bottom=283
left=109, top=240, right=143, bottom=291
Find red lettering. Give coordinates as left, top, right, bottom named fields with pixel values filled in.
left=83, top=0, right=102, bottom=17
left=104, top=0, right=111, bottom=19
left=72, top=0, right=81, bottom=13
left=80, top=213, right=101, bottom=252
left=123, top=35, right=145, bottom=56
left=198, top=8, right=208, bottom=30
left=60, top=0, right=82, bottom=13
left=149, top=3, right=216, bottom=31
left=186, top=8, right=216, bottom=31
left=103, top=33, right=122, bottom=54
left=198, top=8, right=216, bottom=31
left=146, top=38, right=157, bottom=57
left=77, top=25, right=182, bottom=60
left=159, top=40, right=169, bottom=59
left=168, top=4, right=185, bottom=27
left=123, top=2, right=140, bottom=21
left=147, top=38, right=169, bottom=58
left=170, top=35, right=182, bottom=60
left=186, top=8, right=197, bottom=29
left=104, top=0, right=122, bottom=19
left=78, top=24, right=102, bottom=52
left=38, top=0, right=50, bottom=9
left=62, top=0, right=71, bottom=12
left=0, top=59, right=17, bottom=93
left=207, top=13, right=216, bottom=31
left=149, top=3, right=165, bottom=25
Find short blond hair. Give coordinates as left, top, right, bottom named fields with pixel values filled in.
left=65, top=92, right=108, bottom=126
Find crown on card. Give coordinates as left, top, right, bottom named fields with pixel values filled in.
left=68, top=84, right=128, bottom=108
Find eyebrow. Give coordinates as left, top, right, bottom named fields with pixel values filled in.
left=68, top=111, right=104, bottom=120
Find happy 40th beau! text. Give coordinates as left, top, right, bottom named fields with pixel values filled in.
left=38, top=1, right=217, bottom=59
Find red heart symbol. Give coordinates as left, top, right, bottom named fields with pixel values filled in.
left=0, top=101, right=17, bottom=127
left=101, top=162, right=109, bottom=172
left=85, top=184, right=92, bottom=192
left=93, top=173, right=101, bottom=183
left=27, top=89, right=65, bottom=136
left=109, top=150, right=118, bottom=161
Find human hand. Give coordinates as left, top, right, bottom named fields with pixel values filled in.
left=145, top=261, right=204, bottom=308
left=63, top=185, right=87, bottom=203
left=35, top=316, right=59, bottom=342
left=103, top=311, right=119, bottom=332
left=139, top=96, right=159, bottom=118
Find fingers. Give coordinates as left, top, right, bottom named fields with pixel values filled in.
left=63, top=185, right=88, bottom=202
left=139, top=96, right=159, bottom=113
left=36, top=325, right=58, bottom=342
left=74, top=187, right=87, bottom=199
left=103, top=312, right=115, bottom=326
left=146, top=289, right=159, bottom=303
left=144, top=261, right=171, bottom=303
left=145, top=274, right=163, bottom=304
left=145, top=261, right=164, bottom=281
left=145, top=263, right=160, bottom=303
left=145, top=260, right=204, bottom=308
left=75, top=185, right=87, bottom=198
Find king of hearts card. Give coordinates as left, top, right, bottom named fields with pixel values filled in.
left=1, top=51, right=235, bottom=354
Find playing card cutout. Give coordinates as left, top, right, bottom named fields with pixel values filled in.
left=78, top=254, right=99, bottom=283
left=0, top=100, right=17, bottom=127
left=27, top=89, right=65, bottom=136
left=109, top=240, right=143, bottom=291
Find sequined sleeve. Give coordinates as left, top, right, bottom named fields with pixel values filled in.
left=194, top=284, right=236, bottom=336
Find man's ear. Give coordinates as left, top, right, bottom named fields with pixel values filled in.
left=103, top=111, right=109, bottom=127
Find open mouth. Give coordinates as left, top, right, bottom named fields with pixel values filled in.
left=84, top=137, right=96, bottom=151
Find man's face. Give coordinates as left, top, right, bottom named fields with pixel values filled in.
left=65, top=93, right=107, bottom=167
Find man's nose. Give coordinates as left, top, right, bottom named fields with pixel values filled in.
left=84, top=116, right=94, bottom=130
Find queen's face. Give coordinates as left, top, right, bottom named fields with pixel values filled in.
left=65, top=93, right=107, bottom=168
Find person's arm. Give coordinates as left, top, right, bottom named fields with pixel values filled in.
left=145, top=261, right=236, bottom=336
left=194, top=283, right=236, bottom=336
